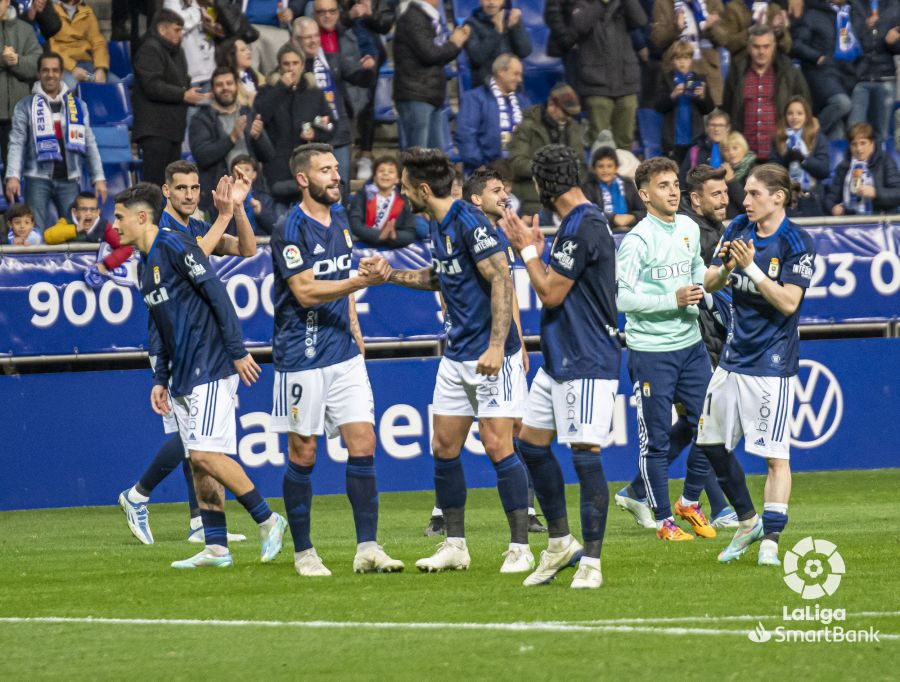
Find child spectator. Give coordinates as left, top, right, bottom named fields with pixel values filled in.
left=826, top=122, right=900, bottom=215
left=230, top=155, right=276, bottom=236
left=722, top=130, right=755, bottom=216
left=582, top=146, right=645, bottom=231
left=655, top=39, right=715, bottom=163
left=348, top=156, right=417, bottom=248
left=770, top=95, right=830, bottom=216
left=6, top=203, right=41, bottom=245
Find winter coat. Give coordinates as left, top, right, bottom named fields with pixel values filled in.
left=393, top=2, right=461, bottom=107
left=0, top=16, right=42, bottom=122
left=769, top=129, right=830, bottom=216
left=572, top=0, right=647, bottom=99
left=652, top=0, right=728, bottom=104
left=678, top=135, right=747, bottom=217
left=544, top=0, right=579, bottom=57
left=254, top=79, right=333, bottom=201
left=49, top=1, right=110, bottom=73
left=825, top=148, right=900, bottom=213
left=455, top=84, right=531, bottom=173
left=132, top=32, right=191, bottom=143
left=654, top=70, right=715, bottom=153
left=722, top=52, right=811, bottom=133
left=463, top=8, right=532, bottom=88
left=508, top=104, right=585, bottom=215
left=718, top=1, right=792, bottom=57
left=852, top=0, right=900, bottom=82
left=188, top=104, right=276, bottom=211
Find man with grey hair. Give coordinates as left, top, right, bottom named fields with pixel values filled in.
left=455, top=54, right=530, bottom=174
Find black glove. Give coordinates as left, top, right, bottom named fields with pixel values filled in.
left=785, top=148, right=805, bottom=164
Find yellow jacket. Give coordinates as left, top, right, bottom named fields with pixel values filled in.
left=49, top=2, right=109, bottom=73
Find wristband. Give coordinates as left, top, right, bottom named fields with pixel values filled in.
left=744, top=262, right=766, bottom=285
left=520, top=244, right=538, bottom=263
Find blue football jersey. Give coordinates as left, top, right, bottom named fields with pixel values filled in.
left=542, top=203, right=620, bottom=381
left=270, top=203, right=359, bottom=371
left=713, top=214, right=816, bottom=377
left=142, top=228, right=246, bottom=397
left=430, top=200, right=520, bottom=362
left=159, top=210, right=211, bottom=241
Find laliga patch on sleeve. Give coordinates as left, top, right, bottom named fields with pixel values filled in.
left=283, top=244, right=304, bottom=269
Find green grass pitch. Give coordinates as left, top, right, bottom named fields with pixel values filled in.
left=1, top=469, right=898, bottom=680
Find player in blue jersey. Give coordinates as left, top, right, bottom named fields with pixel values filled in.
left=118, top=161, right=258, bottom=546
left=698, top=164, right=817, bottom=566
left=113, top=183, right=287, bottom=569
left=384, top=147, right=533, bottom=574
left=423, top=168, right=548, bottom=537
left=270, top=143, right=404, bottom=577
left=498, top=145, right=621, bottom=588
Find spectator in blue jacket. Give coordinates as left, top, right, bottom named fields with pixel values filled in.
left=455, top=54, right=529, bottom=175
left=769, top=95, right=830, bottom=216
left=4, top=51, right=106, bottom=232
left=463, top=0, right=532, bottom=89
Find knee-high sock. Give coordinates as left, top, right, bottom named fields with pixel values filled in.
left=181, top=459, right=200, bottom=518
left=235, top=487, right=273, bottom=524
left=283, top=461, right=313, bottom=552
left=346, top=455, right=378, bottom=544
left=631, top=417, right=691, bottom=500
left=700, top=445, right=756, bottom=520
left=137, top=434, right=185, bottom=496
left=199, top=509, right=227, bottom=549
left=513, top=438, right=537, bottom=509
left=517, top=439, right=569, bottom=537
left=434, top=456, right=466, bottom=538
left=762, top=502, right=788, bottom=541
left=572, top=451, right=609, bottom=559
left=493, top=453, right=530, bottom=544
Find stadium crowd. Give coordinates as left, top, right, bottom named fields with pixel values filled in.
left=1, top=0, right=900, bottom=248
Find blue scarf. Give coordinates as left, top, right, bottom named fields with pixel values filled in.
left=786, top=128, right=812, bottom=191
left=844, top=159, right=873, bottom=214
left=710, top=142, right=722, bottom=167
left=598, top=176, right=627, bottom=215
left=31, top=85, right=86, bottom=163
left=312, top=50, right=339, bottom=121
left=674, top=71, right=695, bottom=146
left=833, top=4, right=862, bottom=61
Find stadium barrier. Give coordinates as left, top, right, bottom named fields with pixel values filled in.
left=1, top=218, right=899, bottom=360
left=0, top=338, right=896, bottom=511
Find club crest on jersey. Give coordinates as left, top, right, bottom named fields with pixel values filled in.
left=153, top=266, right=160, bottom=284
left=472, top=225, right=498, bottom=254
left=642, top=382, right=651, bottom=397
left=445, top=234, right=452, bottom=254
left=768, top=257, right=780, bottom=278
left=553, top=239, right=578, bottom=270
left=792, top=253, right=814, bottom=279
left=184, top=253, right=206, bottom=278
left=343, top=229, right=353, bottom=249
left=683, top=235, right=690, bottom=250
left=283, top=244, right=303, bottom=269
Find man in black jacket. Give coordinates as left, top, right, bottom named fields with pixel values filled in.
left=254, top=44, right=333, bottom=205
left=189, top=67, right=275, bottom=214
left=133, top=10, right=211, bottom=186
left=393, top=0, right=470, bottom=150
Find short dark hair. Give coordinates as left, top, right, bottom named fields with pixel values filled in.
left=6, top=203, right=34, bottom=223
left=685, top=164, right=727, bottom=195
left=290, top=143, right=335, bottom=176
left=462, top=168, right=504, bottom=204
left=590, top=146, right=619, bottom=169
left=164, top=160, right=199, bottom=186
left=399, top=147, right=455, bottom=199
left=154, top=8, right=185, bottom=28
left=277, top=43, right=302, bottom=66
left=230, top=154, right=258, bottom=174
left=72, top=191, right=98, bottom=211
left=634, top=156, right=679, bottom=190
left=215, top=36, right=241, bottom=70
left=115, top=183, right=164, bottom=225
left=372, top=155, right=399, bottom=178
left=37, top=52, right=64, bottom=72
left=210, top=66, right=237, bottom=85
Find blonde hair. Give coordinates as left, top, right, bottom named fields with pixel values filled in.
left=726, top=131, right=750, bottom=158
left=666, top=39, right=695, bottom=67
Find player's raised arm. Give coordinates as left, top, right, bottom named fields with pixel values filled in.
left=215, top=168, right=258, bottom=257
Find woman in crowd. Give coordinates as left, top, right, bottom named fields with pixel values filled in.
left=769, top=95, right=830, bottom=217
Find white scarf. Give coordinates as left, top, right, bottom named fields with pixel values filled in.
left=31, top=81, right=85, bottom=162
left=411, top=0, right=448, bottom=45
left=489, top=78, right=522, bottom=154
left=313, top=49, right=339, bottom=120
left=843, top=159, right=874, bottom=214
left=786, top=128, right=812, bottom=191
left=675, top=0, right=712, bottom=59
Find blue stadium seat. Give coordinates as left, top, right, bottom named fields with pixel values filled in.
left=519, top=1, right=544, bottom=27
left=107, top=41, right=134, bottom=86
left=92, top=124, right=140, bottom=168
left=78, top=82, right=133, bottom=126
left=829, top=140, right=848, bottom=172
left=637, top=108, right=663, bottom=159
left=522, top=26, right=560, bottom=69
left=451, top=0, right=480, bottom=22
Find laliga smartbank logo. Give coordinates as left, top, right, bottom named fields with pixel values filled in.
left=748, top=537, right=881, bottom=644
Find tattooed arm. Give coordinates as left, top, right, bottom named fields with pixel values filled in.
left=474, top=251, right=514, bottom=376
left=388, top=265, right=441, bottom=291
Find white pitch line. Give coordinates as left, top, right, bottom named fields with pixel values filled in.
left=570, top=610, right=900, bottom=626
left=0, top=616, right=897, bottom=640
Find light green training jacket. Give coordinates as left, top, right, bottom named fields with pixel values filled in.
left=616, top=212, right=707, bottom=352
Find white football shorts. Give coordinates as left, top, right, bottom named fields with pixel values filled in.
left=523, top=368, right=618, bottom=447
left=271, top=354, right=375, bottom=438
left=171, top=374, right=240, bottom=456
left=696, top=366, right=794, bottom=460
left=431, top=352, right=527, bottom=419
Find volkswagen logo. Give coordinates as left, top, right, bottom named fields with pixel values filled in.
left=790, top=360, right=843, bottom=449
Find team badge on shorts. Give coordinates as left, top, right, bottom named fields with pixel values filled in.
left=153, top=266, right=160, bottom=284
left=291, top=406, right=299, bottom=422
left=768, top=258, right=780, bottom=278
left=642, top=382, right=651, bottom=397
left=343, top=229, right=353, bottom=248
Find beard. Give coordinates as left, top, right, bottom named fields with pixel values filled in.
left=308, top=179, right=340, bottom=206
